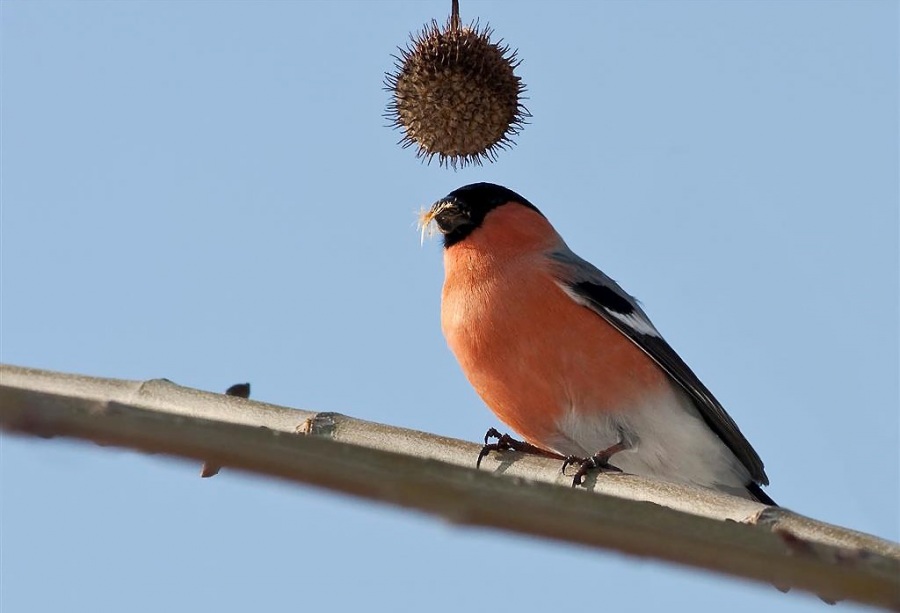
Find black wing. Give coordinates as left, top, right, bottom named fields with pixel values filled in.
left=550, top=248, right=769, bottom=486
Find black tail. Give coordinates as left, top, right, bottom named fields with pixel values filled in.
left=747, top=482, right=778, bottom=506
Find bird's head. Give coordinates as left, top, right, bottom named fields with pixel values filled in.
left=419, top=182, right=543, bottom=248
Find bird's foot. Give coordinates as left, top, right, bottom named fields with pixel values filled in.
left=561, top=441, right=627, bottom=487
left=476, top=427, right=557, bottom=468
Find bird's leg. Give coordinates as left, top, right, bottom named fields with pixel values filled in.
left=561, top=440, right=628, bottom=487
left=476, top=427, right=559, bottom=468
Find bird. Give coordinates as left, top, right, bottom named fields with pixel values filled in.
left=421, top=182, right=776, bottom=505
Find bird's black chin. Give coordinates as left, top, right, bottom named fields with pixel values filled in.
left=440, top=223, right=477, bottom=248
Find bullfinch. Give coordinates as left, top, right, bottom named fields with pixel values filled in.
left=423, top=182, right=775, bottom=505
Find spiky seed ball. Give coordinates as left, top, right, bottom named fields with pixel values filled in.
left=385, top=18, right=529, bottom=169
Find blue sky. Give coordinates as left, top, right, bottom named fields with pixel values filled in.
left=1, top=1, right=897, bottom=611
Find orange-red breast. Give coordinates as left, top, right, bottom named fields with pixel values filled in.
left=425, top=182, right=775, bottom=504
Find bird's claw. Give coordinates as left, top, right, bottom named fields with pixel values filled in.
left=477, top=428, right=521, bottom=468
left=482, top=427, right=504, bottom=446
left=561, top=444, right=625, bottom=487
left=476, top=428, right=553, bottom=468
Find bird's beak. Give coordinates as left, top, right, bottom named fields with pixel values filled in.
left=417, top=197, right=471, bottom=246
left=429, top=198, right=470, bottom=235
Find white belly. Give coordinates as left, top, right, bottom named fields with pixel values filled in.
left=549, top=386, right=754, bottom=499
